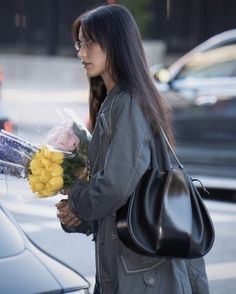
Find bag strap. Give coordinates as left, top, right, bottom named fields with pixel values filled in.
left=161, top=128, right=210, bottom=194
left=160, top=127, right=184, bottom=170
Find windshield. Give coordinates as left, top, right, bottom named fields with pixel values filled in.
left=176, top=44, right=236, bottom=79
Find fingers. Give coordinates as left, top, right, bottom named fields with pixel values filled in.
left=67, top=217, right=82, bottom=227
left=55, top=199, right=67, bottom=209
left=58, top=211, right=81, bottom=227
left=56, top=205, right=68, bottom=213
left=56, top=200, right=81, bottom=227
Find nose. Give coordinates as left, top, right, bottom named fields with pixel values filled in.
left=77, top=47, right=87, bottom=59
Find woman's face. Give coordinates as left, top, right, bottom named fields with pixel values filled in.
left=77, top=28, right=108, bottom=78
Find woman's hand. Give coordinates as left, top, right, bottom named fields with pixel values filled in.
left=55, top=199, right=82, bottom=227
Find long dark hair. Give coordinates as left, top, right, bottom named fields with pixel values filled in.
left=73, top=4, right=174, bottom=144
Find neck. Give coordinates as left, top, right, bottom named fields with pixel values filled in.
left=102, top=72, right=116, bottom=93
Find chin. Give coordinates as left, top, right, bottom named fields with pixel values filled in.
left=86, top=72, right=100, bottom=78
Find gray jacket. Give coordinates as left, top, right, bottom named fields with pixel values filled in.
left=66, top=85, right=210, bottom=294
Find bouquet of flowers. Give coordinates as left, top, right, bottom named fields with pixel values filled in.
left=0, top=119, right=91, bottom=198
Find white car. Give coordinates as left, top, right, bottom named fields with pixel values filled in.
left=0, top=200, right=90, bottom=294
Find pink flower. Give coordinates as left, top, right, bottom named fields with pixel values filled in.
left=46, top=120, right=80, bottom=152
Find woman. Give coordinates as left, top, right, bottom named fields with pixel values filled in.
left=56, top=4, right=209, bottom=294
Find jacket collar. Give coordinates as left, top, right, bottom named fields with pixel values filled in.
left=98, top=84, right=122, bottom=114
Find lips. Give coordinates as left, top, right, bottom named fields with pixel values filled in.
left=82, top=61, right=91, bottom=69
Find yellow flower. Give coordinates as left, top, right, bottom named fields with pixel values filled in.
left=50, top=164, right=63, bottom=177
left=42, top=146, right=52, bottom=159
left=29, top=159, right=43, bottom=175
left=28, top=146, right=65, bottom=197
left=28, top=175, right=40, bottom=192
left=28, top=174, right=38, bottom=184
left=51, top=152, right=64, bottom=164
left=35, top=182, right=45, bottom=191
left=39, top=170, right=52, bottom=183
left=40, top=158, right=52, bottom=169
left=38, top=188, right=54, bottom=198
left=48, top=176, right=64, bottom=191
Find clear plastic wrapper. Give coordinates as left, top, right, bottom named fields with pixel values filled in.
left=0, top=108, right=91, bottom=199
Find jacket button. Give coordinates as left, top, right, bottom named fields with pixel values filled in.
left=149, top=277, right=155, bottom=284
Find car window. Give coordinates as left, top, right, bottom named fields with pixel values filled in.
left=176, top=44, right=236, bottom=79
left=0, top=207, right=25, bottom=258
left=204, top=39, right=236, bottom=51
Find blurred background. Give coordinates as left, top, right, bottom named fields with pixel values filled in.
left=0, top=0, right=236, bottom=293
left=1, top=0, right=236, bottom=56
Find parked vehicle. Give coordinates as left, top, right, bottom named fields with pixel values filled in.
left=0, top=200, right=90, bottom=294
left=0, top=65, right=13, bottom=132
left=152, top=29, right=236, bottom=190
left=0, top=65, right=3, bottom=97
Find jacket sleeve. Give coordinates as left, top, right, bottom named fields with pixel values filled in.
left=60, top=221, right=93, bottom=235
left=68, top=94, right=151, bottom=221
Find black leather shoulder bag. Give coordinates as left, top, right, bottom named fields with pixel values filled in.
left=116, top=129, right=215, bottom=258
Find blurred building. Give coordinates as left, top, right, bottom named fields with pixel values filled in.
left=152, top=0, right=236, bottom=52
left=0, top=0, right=236, bottom=56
